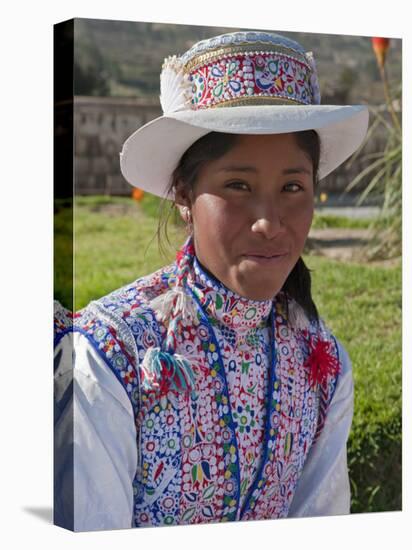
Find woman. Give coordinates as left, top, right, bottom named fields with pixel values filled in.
left=54, top=30, right=369, bottom=531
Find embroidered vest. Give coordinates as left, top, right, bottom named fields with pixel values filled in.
left=72, top=260, right=341, bottom=527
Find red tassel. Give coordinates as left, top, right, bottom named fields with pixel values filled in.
left=176, top=249, right=185, bottom=263
left=176, top=240, right=195, bottom=262
left=304, top=337, right=340, bottom=389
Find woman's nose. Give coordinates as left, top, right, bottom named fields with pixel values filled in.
left=251, top=206, right=285, bottom=239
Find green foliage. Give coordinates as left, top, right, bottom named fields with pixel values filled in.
left=74, top=59, right=110, bottom=96
left=345, top=88, right=402, bottom=260
left=312, top=213, right=373, bottom=229
left=139, top=192, right=164, bottom=219
left=338, top=66, right=358, bottom=93
left=55, top=196, right=402, bottom=514
left=73, top=30, right=110, bottom=95
left=75, top=195, right=131, bottom=207
left=327, top=66, right=359, bottom=103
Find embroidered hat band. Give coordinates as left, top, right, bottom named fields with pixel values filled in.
left=161, top=31, right=320, bottom=114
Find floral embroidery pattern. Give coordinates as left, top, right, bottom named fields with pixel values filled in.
left=53, top=300, right=73, bottom=346
left=188, top=52, right=314, bottom=109
left=72, top=241, right=341, bottom=527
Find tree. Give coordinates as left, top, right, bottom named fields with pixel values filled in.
left=74, top=60, right=109, bottom=96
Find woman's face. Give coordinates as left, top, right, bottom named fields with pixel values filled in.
left=177, top=133, right=315, bottom=301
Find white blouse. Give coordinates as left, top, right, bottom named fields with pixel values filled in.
left=54, top=330, right=354, bottom=532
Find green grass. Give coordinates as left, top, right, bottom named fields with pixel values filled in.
left=306, top=255, right=401, bottom=513
left=54, top=205, right=73, bottom=308
left=72, top=196, right=185, bottom=310
left=55, top=195, right=402, bottom=514
left=311, top=213, right=374, bottom=229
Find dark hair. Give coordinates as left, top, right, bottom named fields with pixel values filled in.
left=157, top=130, right=321, bottom=322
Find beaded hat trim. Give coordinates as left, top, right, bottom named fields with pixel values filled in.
left=183, top=44, right=310, bottom=73
left=213, top=96, right=302, bottom=108
left=180, top=31, right=307, bottom=63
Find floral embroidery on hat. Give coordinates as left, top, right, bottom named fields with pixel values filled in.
left=188, top=52, right=314, bottom=109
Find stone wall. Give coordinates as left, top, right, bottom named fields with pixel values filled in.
left=74, top=96, right=161, bottom=195
left=74, top=95, right=396, bottom=204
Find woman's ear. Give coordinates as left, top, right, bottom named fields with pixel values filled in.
left=173, top=180, right=193, bottom=227
left=174, top=179, right=191, bottom=208
left=177, top=204, right=192, bottom=226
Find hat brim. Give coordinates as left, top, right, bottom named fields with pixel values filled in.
left=120, top=104, right=369, bottom=199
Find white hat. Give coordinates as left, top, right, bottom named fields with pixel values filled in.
left=120, top=30, right=369, bottom=198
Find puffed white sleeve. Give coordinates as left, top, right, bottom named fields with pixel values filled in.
left=288, top=339, right=354, bottom=517
left=54, top=331, right=138, bottom=532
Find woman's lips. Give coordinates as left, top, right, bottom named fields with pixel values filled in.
left=242, top=252, right=288, bottom=265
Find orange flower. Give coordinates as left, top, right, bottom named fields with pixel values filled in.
left=371, top=37, right=390, bottom=69
left=132, top=187, right=144, bottom=201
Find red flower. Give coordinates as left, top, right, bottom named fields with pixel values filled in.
left=304, top=337, right=340, bottom=389
left=371, top=37, right=390, bottom=69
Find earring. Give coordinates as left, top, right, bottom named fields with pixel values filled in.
left=183, top=207, right=192, bottom=224
left=183, top=207, right=193, bottom=233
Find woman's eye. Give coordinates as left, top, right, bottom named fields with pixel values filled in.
left=226, top=181, right=250, bottom=191
left=283, top=182, right=303, bottom=192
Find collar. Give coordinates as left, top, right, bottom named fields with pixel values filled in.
left=186, top=255, right=273, bottom=330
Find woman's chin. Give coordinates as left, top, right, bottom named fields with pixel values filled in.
left=246, top=290, right=280, bottom=301
left=234, top=265, right=288, bottom=300
left=233, top=280, right=283, bottom=302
